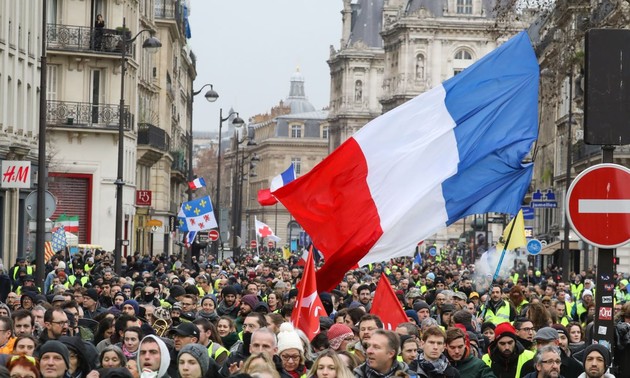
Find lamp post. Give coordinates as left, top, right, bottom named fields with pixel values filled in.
left=562, top=67, right=574, bottom=283
left=35, top=0, right=49, bottom=289
left=215, top=109, right=244, bottom=258
left=114, top=18, right=161, bottom=275
left=230, top=128, right=256, bottom=261
left=189, top=84, right=219, bottom=201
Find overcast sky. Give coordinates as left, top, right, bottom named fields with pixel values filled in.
left=188, top=1, right=342, bottom=133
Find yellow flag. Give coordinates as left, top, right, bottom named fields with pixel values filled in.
left=283, top=246, right=291, bottom=260
left=497, top=209, right=526, bottom=251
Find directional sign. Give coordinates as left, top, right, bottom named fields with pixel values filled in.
left=250, top=240, right=258, bottom=248
left=208, top=229, right=219, bottom=241
left=527, top=239, right=542, bottom=255
left=566, top=164, right=630, bottom=248
left=429, top=247, right=437, bottom=257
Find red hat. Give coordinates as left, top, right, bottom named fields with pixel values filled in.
left=412, top=269, right=419, bottom=274
left=494, top=322, right=517, bottom=341
left=327, top=324, right=353, bottom=351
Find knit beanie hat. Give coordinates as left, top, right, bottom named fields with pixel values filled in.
left=583, top=344, right=611, bottom=369
left=178, top=344, right=210, bottom=377
left=86, top=288, right=99, bottom=302
left=123, top=299, right=140, bottom=315
left=327, top=324, right=353, bottom=351
left=39, top=340, right=70, bottom=368
left=240, top=294, right=259, bottom=309
left=494, top=322, right=517, bottom=341
left=413, top=301, right=430, bottom=312
left=277, top=323, right=304, bottom=354
left=169, top=285, right=186, bottom=298
left=221, top=286, right=238, bottom=297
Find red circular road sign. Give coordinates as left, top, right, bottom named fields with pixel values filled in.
left=208, top=230, right=219, bottom=242
left=267, top=241, right=275, bottom=248
left=566, top=163, right=630, bottom=248
left=250, top=240, right=258, bottom=248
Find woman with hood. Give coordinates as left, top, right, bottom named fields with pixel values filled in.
left=198, top=294, right=218, bottom=322
left=137, top=335, right=170, bottom=378
left=445, top=326, right=494, bottom=378
left=60, top=335, right=98, bottom=378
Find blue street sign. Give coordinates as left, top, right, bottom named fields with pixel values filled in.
left=429, top=247, right=437, bottom=257
left=521, top=206, right=535, bottom=220
left=527, top=239, right=543, bottom=255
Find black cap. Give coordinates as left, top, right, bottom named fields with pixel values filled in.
left=23, top=275, right=34, bottom=282
left=167, top=322, right=200, bottom=338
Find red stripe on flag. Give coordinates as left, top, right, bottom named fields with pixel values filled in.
left=257, top=188, right=278, bottom=206
left=44, top=242, right=55, bottom=262
left=274, top=138, right=383, bottom=292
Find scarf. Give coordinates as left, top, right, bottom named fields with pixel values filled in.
left=364, top=362, right=400, bottom=378
left=122, top=344, right=138, bottom=359
left=221, top=332, right=239, bottom=350
left=217, top=300, right=237, bottom=316
left=198, top=310, right=219, bottom=322
left=417, top=353, right=449, bottom=375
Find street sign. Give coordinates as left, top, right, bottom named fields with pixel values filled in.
left=250, top=240, right=258, bottom=248
left=531, top=189, right=558, bottom=208
left=25, top=190, right=57, bottom=219
left=566, top=163, right=630, bottom=248
left=521, top=206, right=535, bottom=220
left=268, top=241, right=274, bottom=248
left=429, top=247, right=437, bottom=256
left=208, top=230, right=219, bottom=241
left=527, top=239, right=542, bottom=255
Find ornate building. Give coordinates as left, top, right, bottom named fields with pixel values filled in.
left=328, top=0, right=525, bottom=149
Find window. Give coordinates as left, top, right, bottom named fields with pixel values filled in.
left=454, top=50, right=472, bottom=60
left=456, top=0, right=473, bottom=14
left=322, top=126, right=329, bottom=139
left=291, top=158, right=302, bottom=175
left=290, top=125, right=302, bottom=138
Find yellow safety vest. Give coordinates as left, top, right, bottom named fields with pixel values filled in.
left=482, top=302, right=512, bottom=325
left=483, top=349, right=534, bottom=378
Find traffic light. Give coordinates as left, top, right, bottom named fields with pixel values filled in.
left=613, top=257, right=620, bottom=265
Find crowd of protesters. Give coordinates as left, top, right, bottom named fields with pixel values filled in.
left=0, top=245, right=626, bottom=378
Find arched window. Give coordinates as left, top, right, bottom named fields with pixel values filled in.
left=454, top=50, right=472, bottom=60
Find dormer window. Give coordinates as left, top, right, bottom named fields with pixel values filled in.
left=456, top=0, right=473, bottom=14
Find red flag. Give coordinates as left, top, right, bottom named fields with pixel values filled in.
left=371, top=273, right=409, bottom=330
left=257, top=188, right=278, bottom=206
left=291, top=250, right=327, bottom=340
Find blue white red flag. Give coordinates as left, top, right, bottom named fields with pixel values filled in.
left=270, top=163, right=296, bottom=192
left=272, top=31, right=539, bottom=292
left=51, top=226, right=67, bottom=252
left=188, top=177, right=206, bottom=190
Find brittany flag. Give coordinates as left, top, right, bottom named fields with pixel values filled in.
left=188, top=177, right=206, bottom=190
left=272, top=32, right=539, bottom=292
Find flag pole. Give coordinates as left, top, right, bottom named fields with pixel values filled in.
left=480, top=212, right=517, bottom=321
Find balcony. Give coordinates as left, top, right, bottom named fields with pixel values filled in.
left=137, top=123, right=170, bottom=166
left=47, top=100, right=133, bottom=131
left=154, top=1, right=186, bottom=37
left=572, top=142, right=630, bottom=172
left=47, top=23, right=134, bottom=56
left=170, top=150, right=188, bottom=179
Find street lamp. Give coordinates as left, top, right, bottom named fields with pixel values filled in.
left=231, top=126, right=256, bottom=260
left=189, top=84, right=219, bottom=201
left=114, top=18, right=161, bottom=275
left=216, top=110, right=244, bottom=258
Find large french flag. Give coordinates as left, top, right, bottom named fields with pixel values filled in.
left=273, top=32, right=539, bottom=292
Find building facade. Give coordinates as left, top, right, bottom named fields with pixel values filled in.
left=0, top=0, right=195, bottom=263
left=0, top=0, right=43, bottom=265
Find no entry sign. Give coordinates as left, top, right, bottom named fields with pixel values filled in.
left=566, top=163, right=630, bottom=248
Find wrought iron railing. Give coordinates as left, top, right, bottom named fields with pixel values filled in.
left=170, top=150, right=187, bottom=175
left=138, top=123, right=171, bottom=151
left=47, top=23, right=134, bottom=56
left=47, top=100, right=133, bottom=130
left=573, top=142, right=630, bottom=163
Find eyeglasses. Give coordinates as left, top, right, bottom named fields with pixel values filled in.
left=280, top=354, right=300, bottom=362
left=519, top=327, right=535, bottom=333
left=541, top=359, right=561, bottom=366
left=51, top=321, right=69, bottom=325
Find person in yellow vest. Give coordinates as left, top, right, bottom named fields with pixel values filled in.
left=10, top=257, right=33, bottom=282
left=570, top=275, right=584, bottom=301
left=482, top=322, right=535, bottom=377
left=481, top=284, right=516, bottom=325
left=555, top=301, right=571, bottom=326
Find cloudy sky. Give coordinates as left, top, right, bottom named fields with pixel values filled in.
left=188, top=1, right=342, bottom=133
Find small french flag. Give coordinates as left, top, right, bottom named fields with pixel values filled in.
left=188, top=177, right=206, bottom=190
left=270, top=163, right=296, bottom=192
